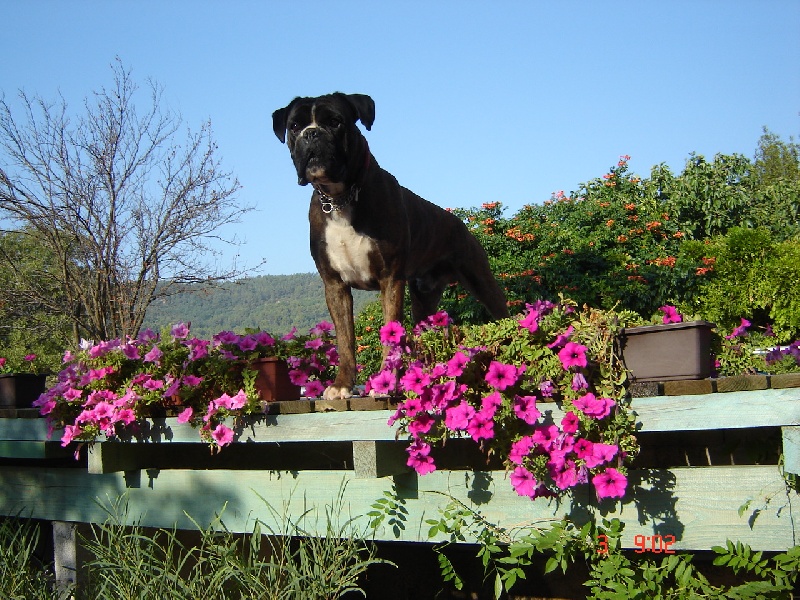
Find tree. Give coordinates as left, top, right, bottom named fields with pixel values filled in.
left=0, top=60, right=251, bottom=344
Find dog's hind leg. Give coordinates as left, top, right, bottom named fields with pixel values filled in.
left=323, top=280, right=356, bottom=400
left=408, top=278, right=448, bottom=324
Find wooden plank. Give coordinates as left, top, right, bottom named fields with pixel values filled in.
left=0, top=441, right=71, bottom=460
left=0, top=465, right=795, bottom=551
left=783, top=426, right=800, bottom=475
left=352, top=441, right=409, bottom=478
left=1, top=387, right=799, bottom=447
left=630, top=388, right=800, bottom=432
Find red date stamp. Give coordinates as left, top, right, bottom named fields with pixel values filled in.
left=596, top=534, right=676, bottom=554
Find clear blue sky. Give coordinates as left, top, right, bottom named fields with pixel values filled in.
left=2, top=1, right=798, bottom=276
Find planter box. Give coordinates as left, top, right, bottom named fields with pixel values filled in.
left=0, top=373, right=48, bottom=409
left=251, top=357, right=301, bottom=402
left=619, top=321, right=715, bottom=382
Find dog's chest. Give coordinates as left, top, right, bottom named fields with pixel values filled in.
left=323, top=213, right=377, bottom=286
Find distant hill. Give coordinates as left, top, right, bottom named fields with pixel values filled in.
left=143, top=273, right=377, bottom=338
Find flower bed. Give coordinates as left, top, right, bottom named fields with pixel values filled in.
left=35, top=322, right=338, bottom=449
left=367, top=301, right=640, bottom=501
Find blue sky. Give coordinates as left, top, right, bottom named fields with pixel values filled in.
left=2, top=1, right=798, bottom=276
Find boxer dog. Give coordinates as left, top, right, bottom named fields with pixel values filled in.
left=272, top=93, right=509, bottom=400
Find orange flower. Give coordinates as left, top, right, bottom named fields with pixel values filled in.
left=617, top=235, right=628, bottom=242
left=673, top=231, right=684, bottom=238
left=606, top=219, right=615, bottom=227
left=646, top=221, right=661, bottom=231
left=482, top=201, right=500, bottom=210
left=624, top=203, right=636, bottom=211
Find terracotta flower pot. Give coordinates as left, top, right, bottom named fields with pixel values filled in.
left=619, top=321, right=715, bottom=382
left=250, top=357, right=301, bottom=401
left=0, top=373, right=48, bottom=409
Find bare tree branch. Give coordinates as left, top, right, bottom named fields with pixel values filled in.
left=0, top=59, right=254, bottom=343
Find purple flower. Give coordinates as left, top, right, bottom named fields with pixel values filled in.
left=573, top=393, right=615, bottom=420
left=571, top=372, right=588, bottom=391
left=238, top=335, right=258, bottom=352
left=309, top=321, right=334, bottom=336
left=171, top=322, right=190, bottom=340
left=725, top=318, right=751, bottom=340
left=538, top=380, right=554, bottom=397
left=304, top=380, right=325, bottom=398
left=214, top=330, right=240, bottom=346
left=143, top=346, right=163, bottom=364
left=509, top=436, right=535, bottom=465
left=211, top=424, right=234, bottom=447
left=177, top=407, right=194, bottom=424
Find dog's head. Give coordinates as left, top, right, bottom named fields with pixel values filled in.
left=272, top=93, right=375, bottom=188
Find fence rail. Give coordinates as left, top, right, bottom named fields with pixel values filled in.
left=0, top=376, right=798, bottom=553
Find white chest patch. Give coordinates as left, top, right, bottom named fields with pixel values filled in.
left=324, top=215, right=377, bottom=286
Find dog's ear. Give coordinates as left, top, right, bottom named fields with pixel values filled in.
left=343, top=94, right=375, bottom=131
left=272, top=105, right=290, bottom=143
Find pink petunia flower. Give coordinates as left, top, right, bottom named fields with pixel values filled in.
left=406, top=439, right=436, bottom=475
left=446, top=351, right=470, bottom=377
left=510, top=466, right=539, bottom=498
left=513, top=395, right=541, bottom=425
left=445, top=401, right=475, bottom=430
left=177, top=407, right=194, bottom=424
left=509, top=435, right=535, bottom=465
left=518, top=309, right=540, bottom=333
left=558, top=342, right=588, bottom=370
left=571, top=372, right=588, bottom=391
left=573, top=393, right=615, bottom=420
left=368, top=369, right=396, bottom=395
left=592, top=468, right=628, bottom=499
left=304, top=380, right=325, bottom=398
left=211, top=423, right=234, bottom=447
left=547, top=325, right=574, bottom=349
left=171, top=322, right=190, bottom=339
left=143, top=346, right=163, bottom=364
left=408, top=413, right=435, bottom=437
left=561, top=411, right=579, bottom=434
left=400, top=365, right=431, bottom=395
left=485, top=361, right=520, bottom=390
left=466, top=409, right=495, bottom=441
left=659, top=305, right=682, bottom=324
left=309, top=320, right=335, bottom=336
left=379, top=321, right=405, bottom=346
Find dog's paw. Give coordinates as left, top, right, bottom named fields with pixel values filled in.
left=323, top=385, right=353, bottom=401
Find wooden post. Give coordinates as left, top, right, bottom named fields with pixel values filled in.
left=53, top=521, right=78, bottom=591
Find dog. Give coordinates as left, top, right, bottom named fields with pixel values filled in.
left=272, top=93, right=510, bottom=400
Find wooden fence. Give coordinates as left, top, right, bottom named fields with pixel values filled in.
left=0, top=374, right=798, bottom=585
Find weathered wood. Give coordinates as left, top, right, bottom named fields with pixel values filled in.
left=53, top=521, right=78, bottom=592
left=353, top=441, right=408, bottom=478
left=715, top=375, right=769, bottom=393
left=0, top=465, right=795, bottom=551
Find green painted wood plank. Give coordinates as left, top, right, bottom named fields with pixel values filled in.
left=2, top=387, right=799, bottom=445
left=0, top=465, right=795, bottom=551
left=0, top=441, right=71, bottom=459
left=631, top=387, right=800, bottom=432
left=783, top=426, right=800, bottom=476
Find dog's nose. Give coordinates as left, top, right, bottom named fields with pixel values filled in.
left=302, top=127, right=320, bottom=140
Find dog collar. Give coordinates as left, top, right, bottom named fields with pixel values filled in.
left=316, top=185, right=360, bottom=214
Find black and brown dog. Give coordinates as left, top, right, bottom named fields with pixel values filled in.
left=272, top=93, right=509, bottom=399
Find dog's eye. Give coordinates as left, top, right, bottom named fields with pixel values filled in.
left=289, top=122, right=301, bottom=133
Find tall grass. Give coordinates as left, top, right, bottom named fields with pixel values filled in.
left=1, top=487, right=391, bottom=600
left=0, top=516, right=71, bottom=600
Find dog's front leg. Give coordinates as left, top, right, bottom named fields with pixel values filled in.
left=323, top=279, right=356, bottom=400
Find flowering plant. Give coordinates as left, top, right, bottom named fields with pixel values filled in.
left=0, top=353, right=43, bottom=375
left=368, top=300, right=640, bottom=501
left=35, top=321, right=338, bottom=451
left=715, top=317, right=800, bottom=377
